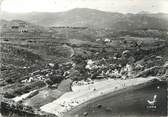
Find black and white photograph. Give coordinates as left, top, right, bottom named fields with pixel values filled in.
left=0, top=0, right=167, bottom=117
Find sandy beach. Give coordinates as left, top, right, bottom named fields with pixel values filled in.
left=40, top=77, right=157, bottom=117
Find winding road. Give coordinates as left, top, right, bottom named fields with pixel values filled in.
left=62, top=44, right=75, bottom=58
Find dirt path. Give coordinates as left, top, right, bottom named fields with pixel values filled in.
left=62, top=44, right=74, bottom=58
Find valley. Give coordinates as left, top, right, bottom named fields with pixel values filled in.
left=0, top=8, right=168, bottom=117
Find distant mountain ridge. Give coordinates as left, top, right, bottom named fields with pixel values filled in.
left=1, top=8, right=168, bottom=30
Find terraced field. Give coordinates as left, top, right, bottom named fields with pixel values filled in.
left=0, top=20, right=168, bottom=117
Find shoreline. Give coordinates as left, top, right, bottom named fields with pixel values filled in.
left=40, top=77, right=157, bottom=117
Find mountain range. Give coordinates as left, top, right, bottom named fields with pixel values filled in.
left=1, top=8, right=168, bottom=30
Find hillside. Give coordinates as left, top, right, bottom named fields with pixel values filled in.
left=1, top=8, right=168, bottom=30
left=0, top=11, right=168, bottom=117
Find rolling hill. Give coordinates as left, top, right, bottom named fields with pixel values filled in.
left=1, top=8, right=168, bottom=30
left=0, top=8, right=168, bottom=117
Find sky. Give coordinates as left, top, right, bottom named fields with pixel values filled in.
left=0, top=0, right=168, bottom=13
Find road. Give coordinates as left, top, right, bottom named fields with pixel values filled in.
left=64, top=79, right=167, bottom=117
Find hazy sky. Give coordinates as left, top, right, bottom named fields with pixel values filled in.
left=0, top=0, right=168, bottom=13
